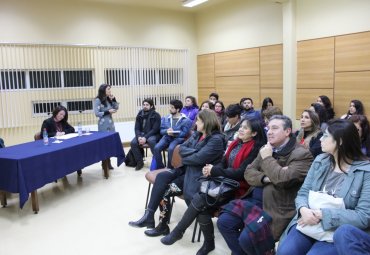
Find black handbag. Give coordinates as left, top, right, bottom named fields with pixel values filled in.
left=197, top=176, right=240, bottom=206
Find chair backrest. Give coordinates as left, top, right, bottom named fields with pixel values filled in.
left=171, top=144, right=182, bottom=169
left=34, top=131, right=42, bottom=141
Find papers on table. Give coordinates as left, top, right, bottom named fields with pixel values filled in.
left=56, top=133, right=79, bottom=140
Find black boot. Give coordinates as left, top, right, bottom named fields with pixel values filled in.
left=196, top=214, right=215, bottom=255
left=196, top=239, right=215, bottom=255
left=161, top=202, right=200, bottom=245
left=144, top=222, right=170, bottom=237
left=128, top=209, right=155, bottom=228
left=135, top=161, right=144, bottom=171
left=160, top=229, right=183, bottom=245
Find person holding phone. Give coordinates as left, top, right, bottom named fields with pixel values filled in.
left=94, top=83, right=119, bottom=169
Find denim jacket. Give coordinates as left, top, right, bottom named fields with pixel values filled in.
left=282, top=153, right=370, bottom=240
left=160, top=113, right=192, bottom=139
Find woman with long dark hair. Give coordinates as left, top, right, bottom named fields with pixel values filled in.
left=94, top=84, right=119, bottom=132
left=261, top=97, right=274, bottom=112
left=349, top=114, right=370, bottom=158
left=160, top=118, right=267, bottom=255
left=310, top=103, right=328, bottom=132
left=317, top=95, right=335, bottom=120
left=278, top=119, right=370, bottom=255
left=295, top=109, right=323, bottom=158
left=129, top=110, right=225, bottom=251
left=341, top=99, right=364, bottom=120
left=94, top=84, right=119, bottom=169
left=41, top=105, right=75, bottom=137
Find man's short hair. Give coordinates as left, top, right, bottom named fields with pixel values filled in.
left=225, top=104, right=243, bottom=118
left=269, top=115, right=292, bottom=130
left=239, top=97, right=253, bottom=105
left=209, top=92, right=219, bottom=100
left=170, top=99, right=183, bottom=111
left=143, top=98, right=155, bottom=110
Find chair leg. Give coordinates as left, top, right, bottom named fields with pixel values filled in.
left=167, top=196, right=176, bottom=224
left=197, top=222, right=202, bottom=242
left=192, top=218, right=199, bottom=243
left=162, top=150, right=167, bottom=168
left=145, top=183, right=152, bottom=209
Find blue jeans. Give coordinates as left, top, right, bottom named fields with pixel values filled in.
left=153, top=136, right=184, bottom=169
left=333, top=224, right=370, bottom=255
left=277, top=224, right=337, bottom=255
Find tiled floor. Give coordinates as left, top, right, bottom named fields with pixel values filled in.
left=0, top=155, right=230, bottom=255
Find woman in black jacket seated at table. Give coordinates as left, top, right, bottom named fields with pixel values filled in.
left=41, top=105, right=75, bottom=137
left=128, top=110, right=225, bottom=239
left=160, top=118, right=267, bottom=255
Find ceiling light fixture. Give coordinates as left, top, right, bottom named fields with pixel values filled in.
left=182, top=0, right=209, bottom=8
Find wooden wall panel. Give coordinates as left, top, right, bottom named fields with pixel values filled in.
left=336, top=32, right=370, bottom=72
left=215, top=48, right=259, bottom=77
left=334, top=71, right=370, bottom=117
left=260, top=45, right=283, bottom=88
left=198, top=87, right=216, bottom=104
left=297, top=37, right=334, bottom=89
left=296, top=88, right=334, bottom=118
left=197, top=54, right=215, bottom=88
left=260, top=88, right=283, bottom=112
left=215, top=76, right=259, bottom=107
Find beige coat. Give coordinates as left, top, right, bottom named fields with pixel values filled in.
left=244, top=136, right=313, bottom=240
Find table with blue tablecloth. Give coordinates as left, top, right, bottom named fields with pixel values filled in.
left=0, top=131, right=125, bottom=213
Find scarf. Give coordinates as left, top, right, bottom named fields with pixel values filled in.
left=225, top=139, right=256, bottom=198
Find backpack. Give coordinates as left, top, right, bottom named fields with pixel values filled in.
left=124, top=149, right=137, bottom=167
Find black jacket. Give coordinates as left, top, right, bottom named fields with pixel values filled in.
left=134, top=109, right=161, bottom=139
left=41, top=117, right=75, bottom=137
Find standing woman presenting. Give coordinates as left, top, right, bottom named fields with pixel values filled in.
left=94, top=84, right=119, bottom=168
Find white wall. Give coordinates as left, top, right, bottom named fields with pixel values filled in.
left=196, top=0, right=283, bottom=54
left=297, top=0, right=370, bottom=40
left=0, top=0, right=198, bottom=95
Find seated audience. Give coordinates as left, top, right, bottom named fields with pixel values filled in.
left=333, top=224, right=370, bottom=255
left=129, top=110, right=225, bottom=241
left=262, top=106, right=283, bottom=133
left=240, top=97, right=262, bottom=121
left=214, top=100, right=226, bottom=127
left=223, top=104, right=243, bottom=145
left=341, top=99, right=365, bottom=120
left=200, top=100, right=214, bottom=111
left=295, top=110, right=323, bottom=158
left=181, top=96, right=199, bottom=123
left=41, top=105, right=75, bottom=137
left=310, top=103, right=328, bottom=132
left=217, top=115, right=313, bottom=255
left=160, top=119, right=267, bottom=255
left=277, top=119, right=370, bottom=255
left=153, top=99, right=192, bottom=169
left=316, top=95, right=335, bottom=120
left=349, top=114, right=370, bottom=158
left=130, top=98, right=161, bottom=170
left=261, top=97, right=274, bottom=112
left=208, top=92, right=219, bottom=104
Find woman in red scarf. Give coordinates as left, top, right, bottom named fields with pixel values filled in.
left=160, top=118, right=267, bottom=255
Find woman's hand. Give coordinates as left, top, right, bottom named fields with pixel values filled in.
left=298, top=207, right=321, bottom=227
left=109, top=109, right=117, bottom=114
left=56, top=131, right=65, bottom=136
left=202, top=164, right=213, bottom=176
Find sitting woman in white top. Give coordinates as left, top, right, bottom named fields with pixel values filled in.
left=277, top=119, right=370, bottom=255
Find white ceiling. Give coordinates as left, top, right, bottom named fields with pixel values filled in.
left=78, top=0, right=229, bottom=12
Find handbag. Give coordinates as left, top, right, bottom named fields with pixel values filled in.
left=296, top=190, right=345, bottom=242
left=197, top=176, right=240, bottom=206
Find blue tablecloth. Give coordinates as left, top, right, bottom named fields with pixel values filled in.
left=0, top=131, right=125, bottom=208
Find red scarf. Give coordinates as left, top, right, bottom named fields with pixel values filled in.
left=225, top=139, right=255, bottom=198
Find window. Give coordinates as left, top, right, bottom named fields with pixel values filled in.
left=159, top=68, right=182, bottom=85
left=67, top=100, right=93, bottom=113
left=30, top=71, right=61, bottom=88
left=33, top=102, right=62, bottom=115
left=105, top=69, right=130, bottom=86
left=0, top=71, right=26, bottom=90
left=64, top=70, right=93, bottom=87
